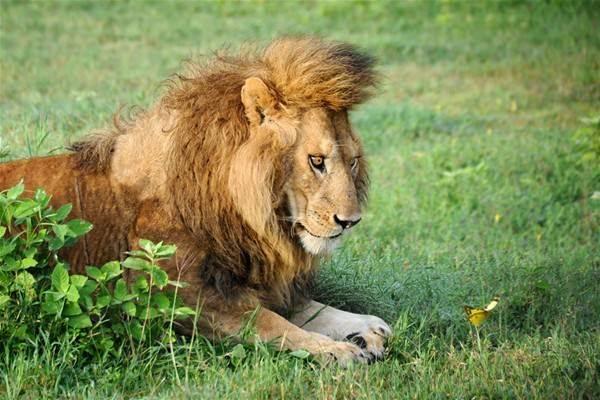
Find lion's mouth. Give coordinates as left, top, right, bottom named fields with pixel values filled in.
left=297, top=223, right=343, bottom=240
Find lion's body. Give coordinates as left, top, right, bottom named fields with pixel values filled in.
left=0, top=38, right=392, bottom=364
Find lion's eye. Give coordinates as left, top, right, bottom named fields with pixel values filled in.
left=309, top=155, right=325, bottom=172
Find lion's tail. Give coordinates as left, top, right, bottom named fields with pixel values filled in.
left=68, top=131, right=118, bottom=173
left=68, top=112, right=131, bottom=173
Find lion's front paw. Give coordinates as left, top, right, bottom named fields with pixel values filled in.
left=316, top=340, right=370, bottom=367
left=293, top=302, right=393, bottom=362
left=344, top=316, right=392, bottom=361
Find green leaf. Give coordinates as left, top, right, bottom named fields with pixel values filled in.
left=81, top=293, right=94, bottom=310
left=1, top=257, right=20, bottom=271
left=66, top=284, right=80, bottom=302
left=289, top=349, right=311, bottom=359
left=0, top=241, right=16, bottom=259
left=0, top=226, right=6, bottom=237
left=151, top=292, right=170, bottom=311
left=0, top=295, right=10, bottom=309
left=14, top=271, right=36, bottom=300
left=0, top=272, right=9, bottom=288
left=53, top=204, right=72, bottom=221
left=122, top=257, right=151, bottom=271
left=155, top=244, right=177, bottom=259
left=68, top=314, right=92, bottom=329
left=41, top=294, right=62, bottom=315
left=138, top=306, right=159, bottom=320
left=52, top=264, right=70, bottom=294
left=70, top=274, right=87, bottom=288
left=96, top=295, right=111, bottom=309
left=19, top=257, right=37, bottom=269
left=79, top=279, right=97, bottom=296
left=113, top=278, right=128, bottom=301
left=23, top=247, right=38, bottom=259
left=6, top=181, right=25, bottom=200
left=85, top=266, right=105, bottom=282
left=138, top=239, right=156, bottom=254
left=13, top=200, right=40, bottom=219
left=174, top=307, right=196, bottom=317
left=33, top=188, right=50, bottom=208
left=63, top=301, right=82, bottom=316
left=122, top=301, right=136, bottom=317
left=133, top=276, right=148, bottom=293
left=52, top=224, right=69, bottom=241
left=14, top=271, right=36, bottom=288
left=45, top=291, right=65, bottom=302
left=42, top=301, right=60, bottom=315
left=48, top=236, right=65, bottom=251
left=151, top=267, right=169, bottom=289
left=66, top=219, right=93, bottom=237
left=126, top=250, right=149, bottom=258
left=6, top=181, right=24, bottom=200
left=100, top=261, right=121, bottom=280
left=130, top=320, right=143, bottom=340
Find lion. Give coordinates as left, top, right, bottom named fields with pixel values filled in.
left=0, top=37, right=392, bottom=365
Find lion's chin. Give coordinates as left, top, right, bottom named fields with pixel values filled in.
left=298, top=230, right=342, bottom=255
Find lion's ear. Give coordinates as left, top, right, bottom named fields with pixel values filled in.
left=241, top=77, right=277, bottom=126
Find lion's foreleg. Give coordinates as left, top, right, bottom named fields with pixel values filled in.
left=289, top=300, right=392, bottom=360
left=202, top=306, right=370, bottom=366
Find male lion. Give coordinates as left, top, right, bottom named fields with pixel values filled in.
left=0, top=37, right=392, bottom=364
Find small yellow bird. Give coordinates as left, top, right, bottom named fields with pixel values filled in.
left=464, top=297, right=500, bottom=327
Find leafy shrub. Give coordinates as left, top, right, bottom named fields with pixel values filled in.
left=0, top=181, right=195, bottom=355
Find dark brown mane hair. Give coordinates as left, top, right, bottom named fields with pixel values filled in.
left=73, top=37, right=377, bottom=309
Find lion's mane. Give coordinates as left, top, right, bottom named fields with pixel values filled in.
left=73, top=37, right=377, bottom=310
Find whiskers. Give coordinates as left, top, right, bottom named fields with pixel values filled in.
left=277, top=212, right=343, bottom=255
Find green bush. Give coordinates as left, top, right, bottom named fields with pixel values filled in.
left=0, top=181, right=195, bottom=356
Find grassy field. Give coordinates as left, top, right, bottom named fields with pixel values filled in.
left=1, top=0, right=599, bottom=398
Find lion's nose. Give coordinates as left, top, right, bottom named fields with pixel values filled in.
left=333, top=214, right=362, bottom=230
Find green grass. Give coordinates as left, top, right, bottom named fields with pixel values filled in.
left=1, top=0, right=599, bottom=398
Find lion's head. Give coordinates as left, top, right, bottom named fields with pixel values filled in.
left=225, top=38, right=375, bottom=258
left=238, top=79, right=369, bottom=255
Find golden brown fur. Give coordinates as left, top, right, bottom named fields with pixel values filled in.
left=0, top=37, right=383, bottom=364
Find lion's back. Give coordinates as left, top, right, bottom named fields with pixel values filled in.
left=0, top=154, right=133, bottom=271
